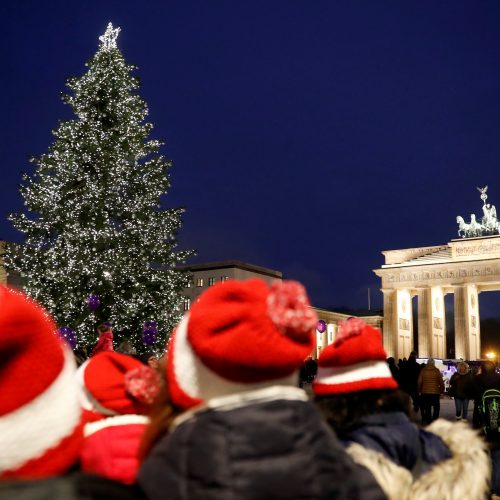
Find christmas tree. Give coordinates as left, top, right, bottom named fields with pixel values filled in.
left=6, top=23, right=193, bottom=352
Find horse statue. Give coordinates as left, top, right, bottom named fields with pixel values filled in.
left=457, top=215, right=484, bottom=238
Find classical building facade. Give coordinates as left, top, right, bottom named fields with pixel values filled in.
left=312, top=307, right=383, bottom=359
left=178, top=260, right=283, bottom=310
left=374, top=235, right=500, bottom=361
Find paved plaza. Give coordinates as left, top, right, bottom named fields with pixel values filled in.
left=424, top=395, right=473, bottom=423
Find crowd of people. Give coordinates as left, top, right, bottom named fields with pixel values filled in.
left=0, top=279, right=496, bottom=499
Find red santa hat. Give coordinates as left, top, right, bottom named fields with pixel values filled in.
left=0, top=286, right=83, bottom=479
left=79, top=351, right=160, bottom=417
left=167, top=278, right=317, bottom=409
left=313, top=318, right=397, bottom=395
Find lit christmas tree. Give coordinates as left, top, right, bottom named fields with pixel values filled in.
left=6, top=23, right=193, bottom=352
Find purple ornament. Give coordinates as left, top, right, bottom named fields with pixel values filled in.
left=87, top=294, right=100, bottom=311
left=316, top=320, right=327, bottom=333
left=142, top=321, right=158, bottom=345
left=58, top=326, right=77, bottom=350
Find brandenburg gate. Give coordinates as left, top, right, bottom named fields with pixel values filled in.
left=374, top=186, right=500, bottom=361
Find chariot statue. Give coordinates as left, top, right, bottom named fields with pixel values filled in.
left=456, top=186, right=500, bottom=238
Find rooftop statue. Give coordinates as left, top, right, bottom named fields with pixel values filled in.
left=457, top=186, right=500, bottom=238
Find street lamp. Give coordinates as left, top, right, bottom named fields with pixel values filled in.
left=486, top=352, right=497, bottom=365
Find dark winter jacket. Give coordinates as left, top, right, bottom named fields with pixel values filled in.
left=138, top=386, right=386, bottom=500
left=474, top=370, right=500, bottom=400
left=417, top=365, right=444, bottom=395
left=341, top=412, right=451, bottom=473
left=0, top=472, right=146, bottom=500
left=449, top=372, right=474, bottom=399
left=399, top=358, right=421, bottom=395
left=339, top=413, right=490, bottom=500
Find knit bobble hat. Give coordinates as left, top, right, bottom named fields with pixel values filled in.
left=81, top=351, right=161, bottom=416
left=167, top=278, right=317, bottom=410
left=313, top=318, right=398, bottom=396
left=0, top=286, right=83, bottom=479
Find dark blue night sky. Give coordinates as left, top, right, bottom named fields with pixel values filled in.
left=3, top=1, right=500, bottom=319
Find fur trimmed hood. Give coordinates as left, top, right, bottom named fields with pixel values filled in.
left=346, top=419, right=490, bottom=500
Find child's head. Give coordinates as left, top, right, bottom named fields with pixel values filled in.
left=167, top=278, right=317, bottom=409
left=0, top=286, right=83, bottom=478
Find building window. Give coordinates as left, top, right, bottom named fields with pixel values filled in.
left=208, top=277, right=215, bottom=286
left=183, top=298, right=191, bottom=311
left=220, top=276, right=229, bottom=282
left=196, top=278, right=204, bottom=287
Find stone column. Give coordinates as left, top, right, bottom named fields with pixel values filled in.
left=467, top=285, right=480, bottom=360
left=417, top=288, right=431, bottom=358
left=395, top=288, right=413, bottom=359
left=454, top=284, right=480, bottom=360
left=430, top=287, right=446, bottom=358
left=327, top=323, right=337, bottom=345
left=382, top=289, right=396, bottom=357
left=454, top=285, right=467, bottom=360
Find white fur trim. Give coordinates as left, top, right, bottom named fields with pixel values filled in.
left=419, top=419, right=491, bottom=500
left=75, top=360, right=117, bottom=417
left=84, top=414, right=149, bottom=437
left=346, top=419, right=490, bottom=500
left=172, top=314, right=300, bottom=402
left=171, top=384, right=309, bottom=430
left=316, top=360, right=393, bottom=385
left=0, top=348, right=81, bottom=472
left=347, top=442, right=412, bottom=500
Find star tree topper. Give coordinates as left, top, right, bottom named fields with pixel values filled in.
left=99, top=22, right=121, bottom=51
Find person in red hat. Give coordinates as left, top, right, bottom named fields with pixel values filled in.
left=0, top=286, right=83, bottom=479
left=138, top=279, right=386, bottom=500
left=313, top=317, right=490, bottom=500
left=0, top=286, right=148, bottom=499
left=90, top=322, right=114, bottom=357
left=78, top=351, right=161, bottom=484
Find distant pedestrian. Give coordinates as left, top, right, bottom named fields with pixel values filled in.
left=448, top=362, right=474, bottom=420
left=418, top=358, right=445, bottom=425
left=91, top=322, right=114, bottom=357
left=387, top=357, right=400, bottom=385
left=399, top=351, right=422, bottom=412
left=139, top=351, right=160, bottom=370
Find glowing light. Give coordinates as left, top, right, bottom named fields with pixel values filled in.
left=99, top=22, right=121, bottom=51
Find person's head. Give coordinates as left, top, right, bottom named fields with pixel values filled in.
left=97, top=321, right=113, bottom=335
left=77, top=351, right=161, bottom=418
left=387, top=357, right=396, bottom=366
left=315, top=389, right=412, bottom=436
left=427, top=358, right=435, bottom=366
left=140, top=351, right=160, bottom=370
left=167, top=278, right=317, bottom=410
left=312, top=318, right=401, bottom=433
left=482, top=360, right=496, bottom=374
left=457, top=362, right=469, bottom=375
left=117, top=339, right=136, bottom=355
left=0, top=286, right=83, bottom=479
